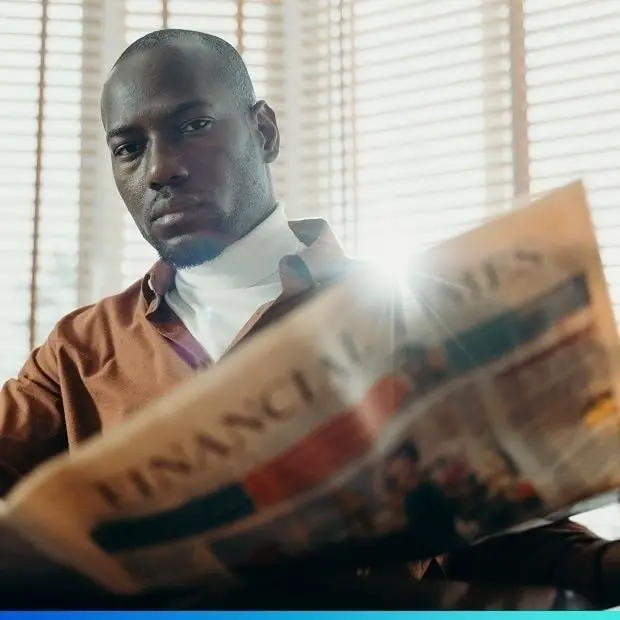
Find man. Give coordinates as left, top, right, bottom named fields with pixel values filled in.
left=0, top=29, right=619, bottom=608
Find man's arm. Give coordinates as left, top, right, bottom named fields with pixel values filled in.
left=442, top=519, right=620, bottom=608
left=0, top=332, right=68, bottom=496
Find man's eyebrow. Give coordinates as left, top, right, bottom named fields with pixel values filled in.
left=105, top=100, right=214, bottom=141
left=106, top=124, right=133, bottom=141
left=168, top=99, right=214, bottom=117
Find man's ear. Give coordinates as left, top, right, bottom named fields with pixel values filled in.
left=252, top=100, right=280, bottom=164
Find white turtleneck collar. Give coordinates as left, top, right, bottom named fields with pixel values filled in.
left=165, top=204, right=305, bottom=360
left=175, top=202, right=302, bottom=290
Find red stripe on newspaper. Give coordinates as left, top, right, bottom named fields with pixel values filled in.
left=244, top=374, right=411, bottom=508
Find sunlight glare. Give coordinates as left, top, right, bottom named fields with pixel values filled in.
left=363, top=232, right=416, bottom=288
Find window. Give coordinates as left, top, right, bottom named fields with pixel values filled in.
left=2, top=0, right=620, bottom=368
left=524, top=0, right=620, bottom=319
left=329, top=0, right=620, bottom=309
left=0, top=0, right=86, bottom=379
left=345, top=0, right=514, bottom=265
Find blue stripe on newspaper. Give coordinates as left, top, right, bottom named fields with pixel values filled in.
left=89, top=273, right=590, bottom=555
left=91, top=483, right=255, bottom=553
left=444, top=273, right=589, bottom=374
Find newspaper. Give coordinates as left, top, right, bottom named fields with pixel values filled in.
left=1, top=181, right=620, bottom=596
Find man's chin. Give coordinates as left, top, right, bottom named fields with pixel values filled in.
left=156, top=234, right=228, bottom=269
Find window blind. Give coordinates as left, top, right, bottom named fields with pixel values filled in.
left=332, top=0, right=620, bottom=293
left=0, top=0, right=90, bottom=379
left=523, top=0, right=620, bottom=320
left=2, top=0, right=620, bottom=368
left=332, top=0, right=516, bottom=265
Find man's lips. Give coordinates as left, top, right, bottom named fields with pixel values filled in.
left=153, top=210, right=199, bottom=227
left=150, top=196, right=205, bottom=222
left=150, top=198, right=219, bottom=236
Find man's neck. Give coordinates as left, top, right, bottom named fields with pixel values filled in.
left=176, top=203, right=304, bottom=290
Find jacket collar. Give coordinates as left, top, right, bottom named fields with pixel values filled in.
left=141, top=218, right=348, bottom=316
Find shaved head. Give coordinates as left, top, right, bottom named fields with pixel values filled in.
left=111, top=29, right=256, bottom=109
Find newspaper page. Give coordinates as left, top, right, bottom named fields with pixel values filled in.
left=2, top=181, right=620, bottom=595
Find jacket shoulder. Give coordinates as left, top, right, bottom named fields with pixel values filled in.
left=49, top=278, right=145, bottom=353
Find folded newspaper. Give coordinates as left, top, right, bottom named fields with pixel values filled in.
left=2, top=181, right=620, bottom=597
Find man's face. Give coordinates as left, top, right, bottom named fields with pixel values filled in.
left=101, top=43, right=279, bottom=268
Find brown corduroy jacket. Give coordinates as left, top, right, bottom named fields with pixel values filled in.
left=1, top=218, right=619, bottom=607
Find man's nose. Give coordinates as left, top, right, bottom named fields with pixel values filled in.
left=146, top=140, right=189, bottom=191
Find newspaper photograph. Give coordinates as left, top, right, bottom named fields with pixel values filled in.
left=1, top=181, right=620, bottom=596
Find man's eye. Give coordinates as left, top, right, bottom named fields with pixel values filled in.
left=180, top=118, right=213, bottom=134
left=113, top=143, right=142, bottom=158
